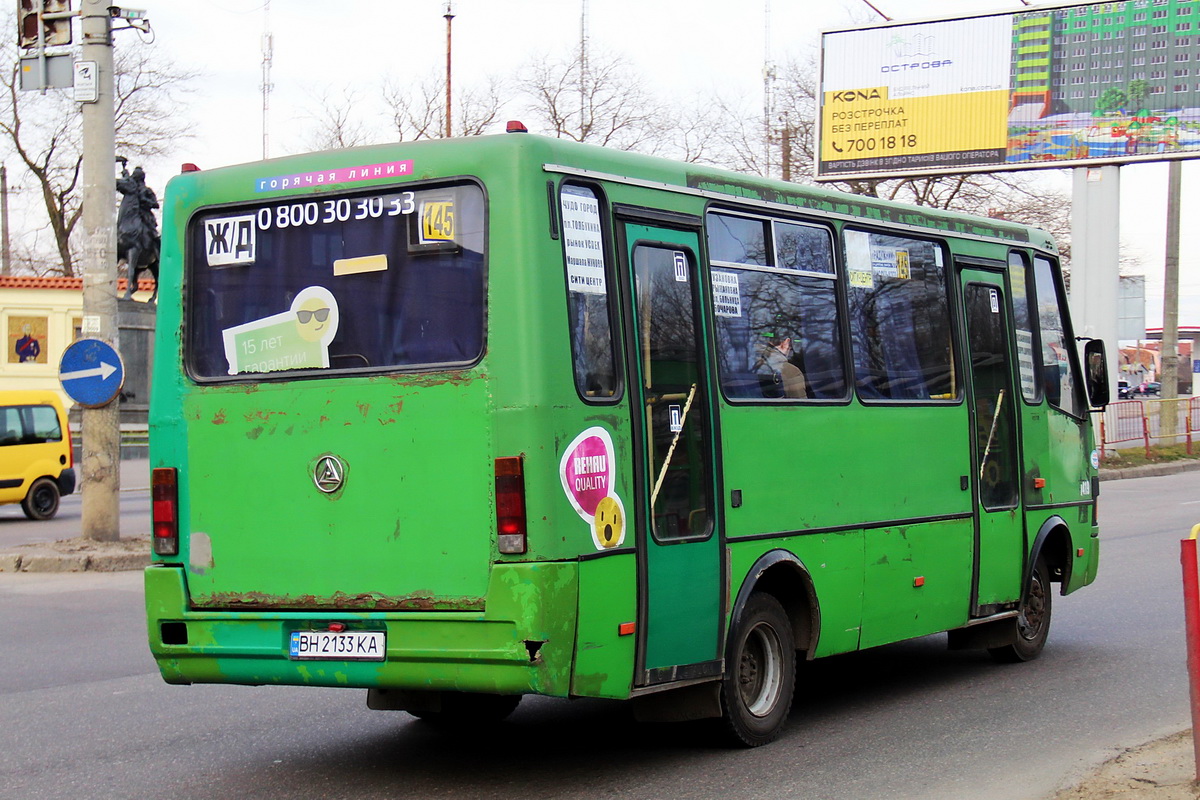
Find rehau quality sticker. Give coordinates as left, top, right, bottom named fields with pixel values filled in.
left=559, top=426, right=626, bottom=550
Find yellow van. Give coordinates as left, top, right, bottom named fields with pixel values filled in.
left=0, top=390, right=75, bottom=520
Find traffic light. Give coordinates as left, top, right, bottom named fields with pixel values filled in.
left=18, top=0, right=72, bottom=50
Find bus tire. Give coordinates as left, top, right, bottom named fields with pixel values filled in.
left=409, top=692, right=521, bottom=725
left=719, top=592, right=795, bottom=747
left=989, top=554, right=1053, bottom=664
left=22, top=477, right=60, bottom=521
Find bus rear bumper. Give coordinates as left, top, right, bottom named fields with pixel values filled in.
left=144, top=562, right=578, bottom=697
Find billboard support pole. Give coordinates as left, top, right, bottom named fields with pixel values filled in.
left=1069, top=166, right=1121, bottom=392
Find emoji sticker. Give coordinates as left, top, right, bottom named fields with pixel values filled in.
left=221, top=286, right=340, bottom=375
left=592, top=495, right=626, bottom=549
left=560, top=426, right=627, bottom=550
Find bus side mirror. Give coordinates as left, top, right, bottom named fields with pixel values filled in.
left=1083, top=339, right=1110, bottom=409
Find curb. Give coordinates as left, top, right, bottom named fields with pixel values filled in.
left=1098, top=458, right=1200, bottom=481
left=0, top=547, right=150, bottom=574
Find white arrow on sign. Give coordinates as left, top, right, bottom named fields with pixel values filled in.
left=61, top=361, right=118, bottom=382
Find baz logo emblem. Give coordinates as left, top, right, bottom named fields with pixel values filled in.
left=313, top=455, right=346, bottom=494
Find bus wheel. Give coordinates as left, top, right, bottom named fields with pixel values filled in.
left=719, top=593, right=795, bottom=747
left=410, top=692, right=521, bottom=725
left=989, top=555, right=1053, bottom=664
left=21, top=477, right=60, bottom=521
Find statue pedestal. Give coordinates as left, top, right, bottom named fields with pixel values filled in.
left=117, top=298, right=155, bottom=431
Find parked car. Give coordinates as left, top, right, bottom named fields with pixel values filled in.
left=1118, top=379, right=1131, bottom=399
left=0, top=390, right=75, bottom=519
left=1135, top=381, right=1161, bottom=396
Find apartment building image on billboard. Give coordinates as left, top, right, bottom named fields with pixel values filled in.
left=1010, top=0, right=1200, bottom=164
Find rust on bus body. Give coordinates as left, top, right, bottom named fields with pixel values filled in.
left=191, top=591, right=486, bottom=612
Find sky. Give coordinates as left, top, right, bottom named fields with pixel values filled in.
left=132, top=0, right=1199, bottom=330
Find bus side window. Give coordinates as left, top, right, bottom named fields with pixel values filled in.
left=1009, top=251, right=1040, bottom=402
left=708, top=212, right=846, bottom=401
left=845, top=230, right=955, bottom=402
left=560, top=184, right=618, bottom=400
left=1032, top=256, right=1082, bottom=417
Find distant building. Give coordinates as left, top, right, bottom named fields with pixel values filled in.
left=1125, top=325, right=1198, bottom=393
left=0, top=276, right=154, bottom=408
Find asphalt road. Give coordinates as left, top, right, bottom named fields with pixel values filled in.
left=0, top=470, right=1194, bottom=800
left=0, top=459, right=149, bottom=549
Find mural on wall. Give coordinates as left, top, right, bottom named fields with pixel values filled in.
left=8, top=316, right=47, bottom=364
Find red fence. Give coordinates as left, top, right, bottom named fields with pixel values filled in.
left=1191, top=398, right=1200, bottom=455
left=1100, top=400, right=1150, bottom=459
left=1100, top=397, right=1200, bottom=459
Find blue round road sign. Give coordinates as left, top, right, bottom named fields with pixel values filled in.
left=59, top=338, right=124, bottom=408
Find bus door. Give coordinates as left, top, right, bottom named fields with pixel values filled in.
left=619, top=216, right=723, bottom=686
left=958, top=266, right=1025, bottom=614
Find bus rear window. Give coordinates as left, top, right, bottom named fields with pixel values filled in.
left=186, top=182, right=485, bottom=379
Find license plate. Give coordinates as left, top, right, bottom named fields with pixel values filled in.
left=289, top=630, right=385, bottom=661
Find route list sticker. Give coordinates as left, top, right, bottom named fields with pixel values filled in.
left=560, top=185, right=606, bottom=295
left=712, top=271, right=742, bottom=318
left=559, top=426, right=626, bottom=550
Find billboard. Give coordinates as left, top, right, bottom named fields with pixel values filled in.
left=818, top=0, right=1200, bottom=180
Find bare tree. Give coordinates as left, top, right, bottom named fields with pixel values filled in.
left=383, top=71, right=505, bottom=140
left=0, top=33, right=195, bottom=276
left=298, top=86, right=375, bottom=152
left=668, top=97, right=726, bottom=164
left=113, top=45, right=198, bottom=161
left=1, top=61, right=80, bottom=275
left=517, top=48, right=667, bottom=151
left=704, top=56, right=1076, bottom=256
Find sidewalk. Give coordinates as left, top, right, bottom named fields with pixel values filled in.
left=1052, top=729, right=1199, bottom=799
left=0, top=457, right=151, bottom=573
left=119, top=456, right=149, bottom=491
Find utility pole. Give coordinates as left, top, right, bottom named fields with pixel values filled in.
left=580, top=0, right=589, bottom=138
left=763, top=0, right=774, bottom=178
left=79, top=0, right=119, bottom=541
left=1161, top=159, right=1182, bottom=436
left=780, top=114, right=792, bottom=182
left=261, top=0, right=273, bottom=160
left=444, top=1, right=454, bottom=138
left=1, top=165, right=10, bottom=276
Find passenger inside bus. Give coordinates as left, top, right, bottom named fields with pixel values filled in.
left=753, top=335, right=807, bottom=399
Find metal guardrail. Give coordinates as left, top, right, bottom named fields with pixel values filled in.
left=68, top=423, right=148, bottom=460
left=1100, top=397, right=1200, bottom=458
left=1100, top=399, right=1150, bottom=458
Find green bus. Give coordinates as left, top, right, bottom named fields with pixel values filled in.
left=145, top=127, right=1108, bottom=746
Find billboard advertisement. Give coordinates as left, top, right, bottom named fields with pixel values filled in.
left=818, top=0, right=1200, bottom=180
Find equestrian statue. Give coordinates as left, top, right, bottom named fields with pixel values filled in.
left=116, top=160, right=161, bottom=302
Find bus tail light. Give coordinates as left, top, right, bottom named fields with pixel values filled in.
left=495, top=457, right=527, bottom=554
left=152, top=468, right=179, bottom=556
